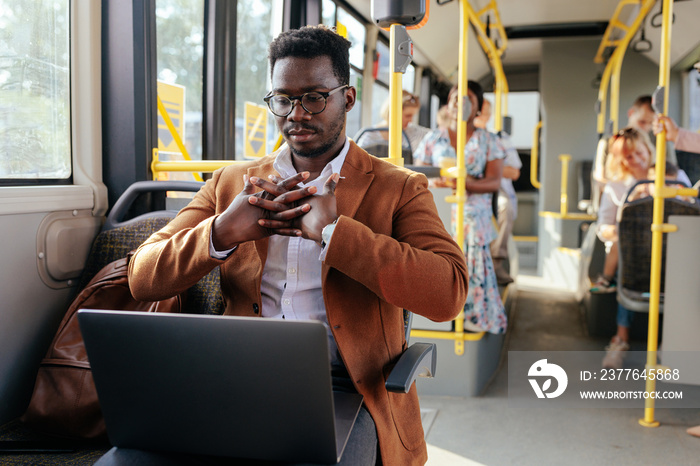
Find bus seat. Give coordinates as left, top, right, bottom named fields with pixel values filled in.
left=353, top=127, right=413, bottom=165
left=79, top=181, right=224, bottom=316
left=617, top=180, right=700, bottom=312
left=676, top=149, right=700, bottom=186
left=385, top=310, right=436, bottom=393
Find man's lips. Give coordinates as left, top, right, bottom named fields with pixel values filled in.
left=286, top=127, right=317, bottom=142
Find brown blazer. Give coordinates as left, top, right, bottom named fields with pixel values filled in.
left=129, top=141, right=468, bottom=465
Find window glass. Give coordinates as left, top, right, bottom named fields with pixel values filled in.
left=321, top=0, right=336, bottom=27
left=156, top=0, right=205, bottom=161
left=336, top=8, right=365, bottom=71
left=346, top=68, right=362, bottom=138
left=483, top=91, right=540, bottom=149
left=372, top=83, right=390, bottom=126
left=688, top=68, right=700, bottom=132
left=375, top=40, right=390, bottom=85
left=402, top=63, right=415, bottom=92
left=236, top=0, right=282, bottom=159
left=0, top=0, right=71, bottom=180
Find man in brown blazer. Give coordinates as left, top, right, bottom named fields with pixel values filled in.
left=124, top=26, right=467, bottom=466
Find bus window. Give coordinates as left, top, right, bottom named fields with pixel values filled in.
left=155, top=0, right=205, bottom=161
left=688, top=67, right=700, bottom=131
left=335, top=5, right=366, bottom=140
left=235, top=0, right=282, bottom=159
left=0, top=0, right=71, bottom=182
left=484, top=91, right=540, bottom=149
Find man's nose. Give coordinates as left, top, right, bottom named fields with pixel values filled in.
left=287, top=99, right=310, bottom=121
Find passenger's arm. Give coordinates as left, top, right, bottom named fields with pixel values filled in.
left=322, top=173, right=468, bottom=322
left=128, top=169, right=313, bottom=301
left=675, top=128, right=700, bottom=153
left=465, top=158, right=503, bottom=194
left=503, top=165, right=520, bottom=181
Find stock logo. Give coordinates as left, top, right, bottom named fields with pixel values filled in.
left=528, top=359, right=568, bottom=399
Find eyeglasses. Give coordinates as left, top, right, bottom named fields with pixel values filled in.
left=263, top=84, right=349, bottom=117
left=403, top=94, right=418, bottom=105
left=615, top=127, right=640, bottom=138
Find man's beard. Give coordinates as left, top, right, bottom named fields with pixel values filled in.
left=285, top=115, right=345, bottom=159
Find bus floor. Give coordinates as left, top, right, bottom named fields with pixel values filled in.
left=419, top=275, right=700, bottom=466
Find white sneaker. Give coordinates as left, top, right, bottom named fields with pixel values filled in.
left=602, top=338, right=630, bottom=369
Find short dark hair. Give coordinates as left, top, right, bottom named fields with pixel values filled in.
left=632, top=95, right=652, bottom=110
left=467, top=80, right=484, bottom=112
left=268, top=25, right=351, bottom=86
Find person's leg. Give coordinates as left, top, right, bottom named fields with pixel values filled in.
left=336, top=406, right=377, bottom=466
left=591, top=242, right=618, bottom=292
left=490, top=191, right=514, bottom=285
left=602, top=304, right=632, bottom=369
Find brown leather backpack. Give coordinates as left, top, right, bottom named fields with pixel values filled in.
left=21, top=254, right=184, bottom=440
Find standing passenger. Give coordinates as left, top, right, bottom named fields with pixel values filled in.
left=414, top=82, right=507, bottom=334
left=473, top=99, right=522, bottom=285
left=113, top=25, right=468, bottom=466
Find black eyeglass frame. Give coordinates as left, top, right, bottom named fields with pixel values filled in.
left=263, top=84, right=349, bottom=117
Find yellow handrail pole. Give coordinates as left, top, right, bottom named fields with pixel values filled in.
left=494, top=73, right=503, bottom=133
left=610, top=53, right=622, bottom=134
left=614, top=1, right=656, bottom=132
left=388, top=24, right=405, bottom=168
left=597, top=59, right=613, bottom=135
left=559, top=155, right=571, bottom=216
left=594, top=0, right=637, bottom=64
left=156, top=95, right=203, bottom=182
left=451, top=0, right=472, bottom=356
left=531, top=121, right=542, bottom=189
left=640, top=0, right=673, bottom=429
left=152, top=159, right=241, bottom=174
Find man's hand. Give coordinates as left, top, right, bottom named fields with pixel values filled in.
left=298, top=173, right=339, bottom=244
left=653, top=115, right=679, bottom=143
left=212, top=172, right=316, bottom=250
left=262, top=172, right=340, bottom=244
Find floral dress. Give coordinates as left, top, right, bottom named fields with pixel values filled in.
left=414, top=127, right=507, bottom=333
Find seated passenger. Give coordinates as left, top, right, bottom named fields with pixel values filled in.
left=110, top=25, right=468, bottom=466
left=627, top=161, right=691, bottom=202
left=591, top=95, right=675, bottom=212
left=596, top=128, right=653, bottom=369
left=414, top=82, right=507, bottom=334
left=361, top=90, right=431, bottom=154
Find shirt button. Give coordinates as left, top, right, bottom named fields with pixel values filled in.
left=288, top=268, right=296, bottom=274
left=283, top=299, right=291, bottom=305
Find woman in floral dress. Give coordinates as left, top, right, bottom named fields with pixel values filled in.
left=414, top=82, right=507, bottom=334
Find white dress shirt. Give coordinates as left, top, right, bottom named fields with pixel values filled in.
left=211, top=138, right=350, bottom=365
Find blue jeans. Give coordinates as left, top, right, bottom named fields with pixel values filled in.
left=617, top=303, right=634, bottom=328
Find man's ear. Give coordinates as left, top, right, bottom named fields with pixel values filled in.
left=345, top=86, right=357, bottom=112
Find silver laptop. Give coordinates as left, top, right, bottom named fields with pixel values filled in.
left=78, top=310, right=363, bottom=464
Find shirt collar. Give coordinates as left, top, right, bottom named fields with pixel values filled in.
left=273, top=137, right=350, bottom=187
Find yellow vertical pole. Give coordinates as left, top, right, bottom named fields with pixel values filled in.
left=639, top=0, right=672, bottom=429
left=559, top=155, right=571, bottom=216
left=452, top=0, right=472, bottom=356
left=610, top=53, right=622, bottom=134
left=531, top=121, right=542, bottom=189
left=388, top=24, right=404, bottom=167
left=597, top=61, right=612, bottom=135
left=494, top=74, right=503, bottom=133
